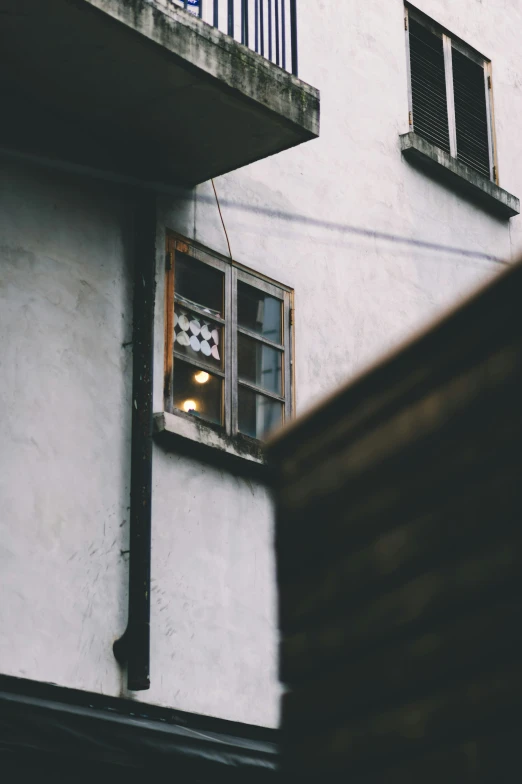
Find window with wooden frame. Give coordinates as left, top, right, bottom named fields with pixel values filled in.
left=405, top=5, right=497, bottom=182
left=164, top=235, right=293, bottom=443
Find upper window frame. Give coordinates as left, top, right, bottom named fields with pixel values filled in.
left=164, top=232, right=294, bottom=446
left=404, top=4, right=498, bottom=184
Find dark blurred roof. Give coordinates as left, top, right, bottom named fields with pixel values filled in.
left=0, top=674, right=278, bottom=782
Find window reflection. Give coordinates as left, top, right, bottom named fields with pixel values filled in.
left=238, top=334, right=282, bottom=395
left=238, top=387, right=283, bottom=439
left=238, top=282, right=282, bottom=343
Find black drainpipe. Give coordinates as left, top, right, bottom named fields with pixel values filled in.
left=113, top=192, right=156, bottom=691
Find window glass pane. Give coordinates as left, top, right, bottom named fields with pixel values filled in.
left=238, top=333, right=282, bottom=395
left=176, top=252, right=224, bottom=317
left=174, top=304, right=223, bottom=369
left=173, top=359, right=223, bottom=426
left=238, top=281, right=282, bottom=343
left=238, top=387, right=283, bottom=440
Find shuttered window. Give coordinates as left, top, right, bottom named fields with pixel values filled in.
left=409, top=19, right=450, bottom=154
left=452, top=48, right=491, bottom=177
left=406, top=6, right=494, bottom=181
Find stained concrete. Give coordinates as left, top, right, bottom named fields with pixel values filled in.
left=401, top=132, right=519, bottom=218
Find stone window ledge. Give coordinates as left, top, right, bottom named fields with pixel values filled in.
left=153, top=411, right=268, bottom=479
left=400, top=132, right=520, bottom=219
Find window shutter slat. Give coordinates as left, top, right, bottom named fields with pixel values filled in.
left=409, top=19, right=451, bottom=154
left=452, top=47, right=490, bottom=178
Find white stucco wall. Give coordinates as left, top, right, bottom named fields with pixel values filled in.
left=141, top=0, right=522, bottom=725
left=148, top=450, right=278, bottom=725
left=0, top=160, right=133, bottom=695
left=198, top=0, right=522, bottom=415
left=2, top=0, right=522, bottom=730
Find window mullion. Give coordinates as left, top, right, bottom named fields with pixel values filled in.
left=164, top=238, right=175, bottom=414
left=238, top=380, right=285, bottom=403
left=237, top=325, right=284, bottom=351
left=443, top=34, right=458, bottom=157
left=229, top=266, right=238, bottom=436
left=172, top=351, right=225, bottom=377
left=173, top=295, right=226, bottom=325
left=283, top=292, right=292, bottom=421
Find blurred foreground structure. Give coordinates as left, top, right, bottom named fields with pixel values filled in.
left=269, top=260, right=522, bottom=782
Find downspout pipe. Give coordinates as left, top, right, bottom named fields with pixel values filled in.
left=113, top=192, right=156, bottom=691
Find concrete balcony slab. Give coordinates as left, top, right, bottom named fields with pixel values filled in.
left=0, top=0, right=319, bottom=184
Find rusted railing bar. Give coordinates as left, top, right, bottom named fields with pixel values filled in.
left=171, top=0, right=298, bottom=76
left=260, top=0, right=264, bottom=56
left=268, top=0, right=272, bottom=62
left=228, top=0, right=234, bottom=36
left=281, top=0, right=286, bottom=70
left=290, top=0, right=298, bottom=76
left=275, top=0, right=280, bottom=66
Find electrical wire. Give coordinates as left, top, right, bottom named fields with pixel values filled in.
left=212, top=178, right=233, bottom=262
left=204, top=185, right=506, bottom=265
left=0, top=146, right=508, bottom=266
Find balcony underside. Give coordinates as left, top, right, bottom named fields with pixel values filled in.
left=0, top=0, right=319, bottom=185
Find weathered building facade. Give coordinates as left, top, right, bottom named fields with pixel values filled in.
left=1, top=0, right=521, bottom=774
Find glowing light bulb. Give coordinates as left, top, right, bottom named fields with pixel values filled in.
left=194, top=371, right=210, bottom=384
left=183, top=399, right=197, bottom=413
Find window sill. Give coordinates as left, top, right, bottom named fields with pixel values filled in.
left=400, top=132, right=520, bottom=219
left=153, top=411, right=269, bottom=480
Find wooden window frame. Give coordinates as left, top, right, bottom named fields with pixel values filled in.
left=164, top=232, right=294, bottom=443
left=405, top=4, right=498, bottom=183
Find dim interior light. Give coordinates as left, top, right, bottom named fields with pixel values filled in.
left=183, top=399, right=197, bottom=413
left=194, top=371, right=210, bottom=384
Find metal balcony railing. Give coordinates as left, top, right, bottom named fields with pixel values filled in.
left=170, top=0, right=299, bottom=76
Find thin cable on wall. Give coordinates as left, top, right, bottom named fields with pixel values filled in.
left=212, top=178, right=233, bottom=262
left=1, top=144, right=507, bottom=265
left=205, top=180, right=506, bottom=266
